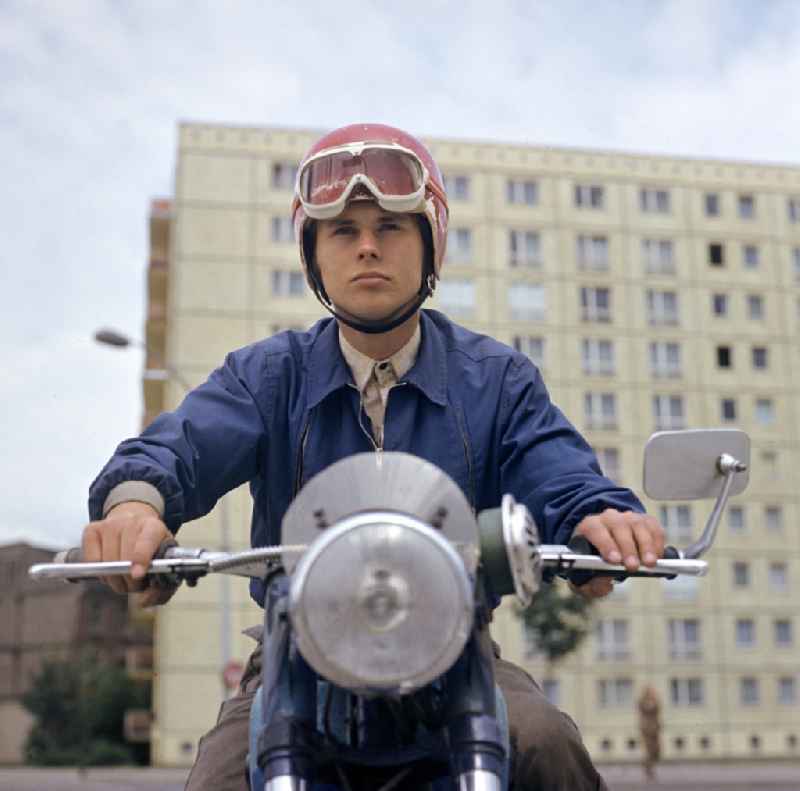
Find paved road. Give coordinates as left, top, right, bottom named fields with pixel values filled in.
left=0, top=763, right=797, bottom=790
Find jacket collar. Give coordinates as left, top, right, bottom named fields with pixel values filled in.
left=306, top=311, right=447, bottom=409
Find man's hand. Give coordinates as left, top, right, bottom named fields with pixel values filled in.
left=81, top=502, right=173, bottom=607
left=572, top=509, right=665, bottom=599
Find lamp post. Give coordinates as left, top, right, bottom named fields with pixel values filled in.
left=94, top=327, right=234, bottom=695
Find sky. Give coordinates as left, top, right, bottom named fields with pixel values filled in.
left=2, top=0, right=800, bottom=549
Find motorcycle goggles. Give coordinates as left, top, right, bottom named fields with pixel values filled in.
left=297, top=142, right=435, bottom=220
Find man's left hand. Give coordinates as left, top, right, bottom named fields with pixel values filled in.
left=572, top=509, right=665, bottom=599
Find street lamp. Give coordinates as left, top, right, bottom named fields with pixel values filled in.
left=94, top=327, right=235, bottom=695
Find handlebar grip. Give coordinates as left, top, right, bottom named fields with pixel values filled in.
left=565, top=536, right=680, bottom=586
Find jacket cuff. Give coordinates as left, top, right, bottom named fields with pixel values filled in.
left=102, top=481, right=166, bottom=518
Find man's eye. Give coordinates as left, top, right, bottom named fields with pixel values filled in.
left=333, top=226, right=355, bottom=236
left=379, top=222, right=400, bottom=231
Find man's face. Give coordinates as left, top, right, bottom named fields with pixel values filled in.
left=314, top=201, right=424, bottom=321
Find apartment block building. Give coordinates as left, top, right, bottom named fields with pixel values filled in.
left=147, top=122, right=800, bottom=766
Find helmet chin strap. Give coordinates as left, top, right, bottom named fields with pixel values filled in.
left=311, top=271, right=434, bottom=335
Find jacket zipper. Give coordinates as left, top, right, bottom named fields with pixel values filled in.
left=293, top=414, right=313, bottom=496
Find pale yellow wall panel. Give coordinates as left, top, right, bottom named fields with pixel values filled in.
left=177, top=207, right=250, bottom=259
left=173, top=259, right=249, bottom=313
left=179, top=153, right=252, bottom=204
left=173, top=315, right=249, bottom=368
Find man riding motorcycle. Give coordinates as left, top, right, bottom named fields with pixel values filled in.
left=83, top=123, right=665, bottom=790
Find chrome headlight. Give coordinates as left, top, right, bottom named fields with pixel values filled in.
left=289, top=511, right=473, bottom=696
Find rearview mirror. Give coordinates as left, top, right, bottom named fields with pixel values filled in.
left=643, top=429, right=750, bottom=501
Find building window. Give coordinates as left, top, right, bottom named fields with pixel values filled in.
left=755, top=398, right=775, bottom=425
left=575, top=184, right=605, bottom=209
left=438, top=279, right=476, bottom=317
left=271, top=270, right=305, bottom=297
left=595, top=619, right=630, bottom=661
left=646, top=289, right=679, bottom=325
left=577, top=235, right=609, bottom=271
left=580, top=287, right=612, bottom=322
left=747, top=295, right=764, bottom=320
left=668, top=618, right=702, bottom=660
left=582, top=339, right=615, bottom=376
left=740, top=677, right=760, bottom=706
left=733, top=561, right=750, bottom=588
left=778, top=677, right=797, bottom=705
left=584, top=393, right=617, bottom=430
left=752, top=346, right=768, bottom=369
left=712, top=293, right=728, bottom=317
left=447, top=228, right=472, bottom=264
left=271, top=162, right=298, bottom=190
left=765, top=506, right=783, bottom=532
left=663, top=575, right=698, bottom=601
left=769, top=562, right=789, bottom=593
left=597, top=678, right=633, bottom=708
left=642, top=239, right=675, bottom=274
left=743, top=244, right=760, bottom=269
left=508, top=283, right=546, bottom=321
left=716, top=345, right=732, bottom=369
left=653, top=395, right=685, bottom=430
left=649, top=341, right=681, bottom=378
left=728, top=505, right=746, bottom=533
left=721, top=398, right=737, bottom=422
left=793, top=248, right=800, bottom=282
left=270, top=216, right=294, bottom=243
left=640, top=188, right=671, bottom=213
left=542, top=679, right=561, bottom=706
left=660, top=505, right=693, bottom=543
left=709, top=243, right=725, bottom=266
left=595, top=447, right=620, bottom=482
left=705, top=193, right=720, bottom=216
left=508, top=230, right=541, bottom=268
left=738, top=194, right=756, bottom=219
left=775, top=619, right=793, bottom=648
left=735, top=618, right=756, bottom=648
left=789, top=198, right=800, bottom=223
left=444, top=174, right=470, bottom=201
left=512, top=336, right=545, bottom=367
left=507, top=178, right=538, bottom=205
left=670, top=678, right=704, bottom=706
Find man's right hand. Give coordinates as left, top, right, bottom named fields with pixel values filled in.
left=81, top=501, right=173, bottom=607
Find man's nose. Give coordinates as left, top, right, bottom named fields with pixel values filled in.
left=357, top=230, right=380, bottom=259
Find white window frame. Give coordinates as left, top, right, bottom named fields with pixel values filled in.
left=444, top=174, right=470, bottom=201
left=747, top=294, right=764, bottom=321
left=646, top=290, right=679, bottom=326
left=270, top=216, right=294, bottom=244
left=740, top=677, right=760, bottom=706
left=447, top=227, right=473, bottom=264
left=507, top=178, right=538, bottom=206
left=738, top=194, right=756, bottom=219
left=271, top=161, right=298, bottom=190
left=597, top=678, right=633, bottom=708
left=765, top=506, right=783, bottom=532
left=789, top=198, right=800, bottom=223
left=653, top=394, right=685, bottom=430
left=732, top=561, right=750, bottom=588
left=438, top=278, right=476, bottom=317
left=512, top=336, right=545, bottom=367
left=755, top=398, right=775, bottom=426
left=575, top=184, right=605, bottom=209
left=576, top=235, right=609, bottom=271
left=705, top=192, right=720, bottom=217
left=660, top=504, right=693, bottom=544
left=642, top=238, right=675, bottom=274
left=640, top=188, right=671, bottom=214
left=668, top=618, right=702, bottom=660
left=735, top=618, right=756, bottom=648
left=271, top=270, right=305, bottom=297
left=768, top=562, right=789, bottom=593
left=728, top=505, right=746, bottom=533
left=774, top=619, right=793, bottom=648
left=582, top=339, right=615, bottom=376
left=541, top=679, right=560, bottom=706
left=778, top=677, right=796, bottom=705
left=793, top=248, right=800, bottom=283
left=649, top=341, right=681, bottom=378
left=508, top=229, right=542, bottom=268
left=595, top=447, right=620, bottom=482
left=670, top=678, right=704, bottom=706
left=584, top=392, right=617, bottom=431
left=595, top=619, right=630, bottom=660
left=580, top=287, right=612, bottom=322
left=508, top=283, right=546, bottom=322
left=743, top=244, right=760, bottom=269
left=721, top=398, right=737, bottom=422
left=712, top=293, right=728, bottom=318
left=752, top=346, right=768, bottom=369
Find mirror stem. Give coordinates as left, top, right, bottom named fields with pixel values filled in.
left=683, top=455, right=747, bottom=559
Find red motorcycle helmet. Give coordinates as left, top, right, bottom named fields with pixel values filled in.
left=291, top=123, right=450, bottom=333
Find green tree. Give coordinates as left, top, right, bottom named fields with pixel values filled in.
left=516, top=578, right=593, bottom=663
left=22, top=654, right=150, bottom=766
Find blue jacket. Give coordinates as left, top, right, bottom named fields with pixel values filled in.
left=89, top=310, right=643, bottom=606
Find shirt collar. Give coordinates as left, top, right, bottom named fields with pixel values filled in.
left=306, top=311, right=447, bottom=408
left=339, top=324, right=421, bottom=393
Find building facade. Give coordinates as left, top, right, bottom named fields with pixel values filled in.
left=149, top=122, right=800, bottom=765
